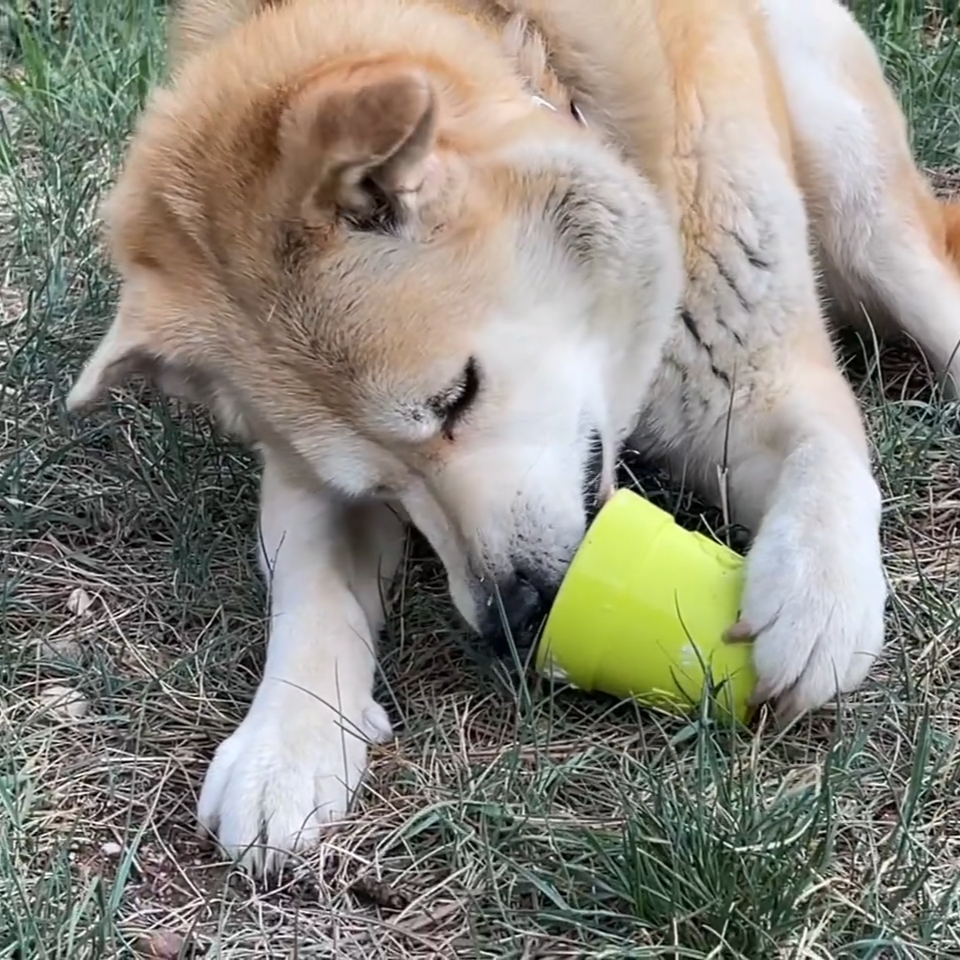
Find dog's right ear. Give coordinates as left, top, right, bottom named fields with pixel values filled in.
left=67, top=305, right=152, bottom=412
left=278, top=57, right=441, bottom=224
left=66, top=294, right=197, bottom=412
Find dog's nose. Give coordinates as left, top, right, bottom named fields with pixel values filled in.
left=478, top=570, right=556, bottom=657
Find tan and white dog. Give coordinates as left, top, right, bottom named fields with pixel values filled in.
left=67, top=0, right=960, bottom=873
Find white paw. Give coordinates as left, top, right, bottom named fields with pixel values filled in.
left=735, top=475, right=888, bottom=721
left=197, top=696, right=393, bottom=874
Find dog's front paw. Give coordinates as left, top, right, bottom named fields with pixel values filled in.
left=197, top=696, right=393, bottom=875
left=735, top=491, right=888, bottom=721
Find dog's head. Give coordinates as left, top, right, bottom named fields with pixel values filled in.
left=68, top=1, right=682, bottom=652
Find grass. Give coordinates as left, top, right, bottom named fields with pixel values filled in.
left=1, top=0, right=959, bottom=956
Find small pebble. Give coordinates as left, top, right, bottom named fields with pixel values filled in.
left=66, top=586, right=94, bottom=618
left=136, top=931, right=187, bottom=959
left=40, top=684, right=89, bottom=720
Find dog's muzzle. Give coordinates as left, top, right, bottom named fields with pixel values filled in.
left=477, top=430, right=603, bottom=658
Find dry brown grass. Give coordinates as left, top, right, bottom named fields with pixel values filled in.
left=2, top=2, right=959, bottom=957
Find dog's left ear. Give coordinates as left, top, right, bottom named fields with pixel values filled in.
left=278, top=57, right=440, bottom=223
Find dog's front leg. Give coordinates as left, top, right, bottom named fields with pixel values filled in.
left=197, top=455, right=405, bottom=875
left=639, top=297, right=888, bottom=722
left=720, top=355, right=888, bottom=722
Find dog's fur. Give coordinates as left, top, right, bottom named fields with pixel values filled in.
left=67, top=0, right=960, bottom=874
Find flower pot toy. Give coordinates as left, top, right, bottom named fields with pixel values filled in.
left=536, top=488, right=757, bottom=724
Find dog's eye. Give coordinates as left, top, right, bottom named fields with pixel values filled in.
left=428, top=357, right=480, bottom=436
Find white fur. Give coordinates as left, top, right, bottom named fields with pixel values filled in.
left=196, top=462, right=404, bottom=872
left=737, top=431, right=886, bottom=718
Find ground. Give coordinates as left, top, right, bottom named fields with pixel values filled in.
left=1, top=1, right=959, bottom=957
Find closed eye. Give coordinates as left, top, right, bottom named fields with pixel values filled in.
left=428, top=357, right=480, bottom=437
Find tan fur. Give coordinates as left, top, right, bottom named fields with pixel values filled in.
left=167, top=0, right=281, bottom=68
left=68, top=0, right=960, bottom=874
left=936, top=201, right=960, bottom=272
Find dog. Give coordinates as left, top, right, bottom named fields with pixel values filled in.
left=66, top=0, right=960, bottom=874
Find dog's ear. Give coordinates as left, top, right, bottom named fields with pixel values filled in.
left=68, top=305, right=150, bottom=411
left=278, top=58, right=439, bottom=224
left=66, top=295, right=198, bottom=411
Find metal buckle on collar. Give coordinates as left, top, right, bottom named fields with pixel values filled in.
left=532, top=93, right=587, bottom=127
